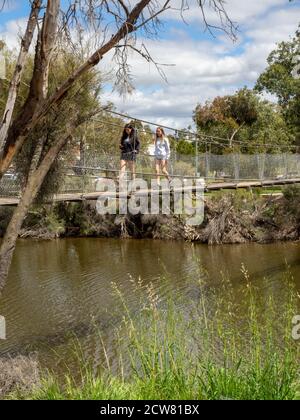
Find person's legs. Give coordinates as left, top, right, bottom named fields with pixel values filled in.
left=128, top=161, right=136, bottom=181
left=132, top=161, right=137, bottom=181
left=161, top=160, right=171, bottom=182
left=155, top=160, right=162, bottom=186
left=119, top=160, right=127, bottom=181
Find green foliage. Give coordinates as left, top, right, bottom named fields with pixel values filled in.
left=1, top=46, right=103, bottom=201
left=255, top=26, right=300, bottom=146
left=283, top=184, right=300, bottom=201
left=0, top=43, right=34, bottom=118
left=21, top=206, right=66, bottom=238
left=82, top=111, right=124, bottom=158
left=78, top=117, right=153, bottom=162
left=175, top=139, right=195, bottom=155
left=283, top=185, right=300, bottom=220
left=194, top=88, right=293, bottom=153
left=246, top=101, right=292, bottom=153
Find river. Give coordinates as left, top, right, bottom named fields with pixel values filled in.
left=0, top=239, right=299, bottom=372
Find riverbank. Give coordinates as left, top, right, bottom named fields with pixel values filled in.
left=2, top=272, right=300, bottom=400
left=0, top=187, right=299, bottom=244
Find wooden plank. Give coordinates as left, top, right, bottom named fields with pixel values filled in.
left=1, top=178, right=300, bottom=206
left=0, top=197, right=20, bottom=206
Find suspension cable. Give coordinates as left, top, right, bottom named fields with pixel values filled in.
left=92, top=111, right=298, bottom=151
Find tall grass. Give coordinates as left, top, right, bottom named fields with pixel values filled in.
left=13, top=267, right=300, bottom=400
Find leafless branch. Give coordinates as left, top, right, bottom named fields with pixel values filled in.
left=0, top=0, right=7, bottom=12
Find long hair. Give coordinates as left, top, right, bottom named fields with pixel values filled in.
left=155, top=127, right=166, bottom=142
left=121, top=124, right=136, bottom=142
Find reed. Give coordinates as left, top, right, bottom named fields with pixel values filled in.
left=13, top=268, right=300, bottom=400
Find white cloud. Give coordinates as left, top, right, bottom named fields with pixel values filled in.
left=0, top=17, right=27, bottom=49
left=165, top=0, right=288, bottom=25
left=102, top=2, right=300, bottom=129
left=1, top=0, right=299, bottom=129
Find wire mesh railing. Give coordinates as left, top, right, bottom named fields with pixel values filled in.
left=74, top=151, right=300, bottom=182
left=1, top=153, right=300, bottom=197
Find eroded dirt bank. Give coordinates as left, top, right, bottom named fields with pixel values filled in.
left=0, top=188, right=299, bottom=244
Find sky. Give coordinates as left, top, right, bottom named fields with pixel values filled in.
left=0, top=0, right=299, bottom=130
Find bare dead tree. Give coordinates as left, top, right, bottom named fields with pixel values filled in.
left=0, top=0, right=42, bottom=151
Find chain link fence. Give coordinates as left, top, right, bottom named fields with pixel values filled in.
left=1, top=153, right=300, bottom=197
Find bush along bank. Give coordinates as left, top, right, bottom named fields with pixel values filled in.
left=0, top=186, right=299, bottom=244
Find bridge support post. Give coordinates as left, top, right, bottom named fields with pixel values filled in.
left=257, top=153, right=266, bottom=181
left=233, top=154, right=240, bottom=181
left=205, top=152, right=210, bottom=179
left=284, top=153, right=289, bottom=179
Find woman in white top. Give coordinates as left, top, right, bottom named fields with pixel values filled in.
left=154, top=127, right=171, bottom=185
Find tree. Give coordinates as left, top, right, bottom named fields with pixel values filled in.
left=255, top=26, right=300, bottom=147
left=0, top=0, right=41, bottom=150
left=78, top=117, right=154, bottom=165
left=0, top=0, right=237, bottom=292
left=0, top=47, right=103, bottom=289
left=0, top=0, right=237, bottom=180
left=76, top=111, right=125, bottom=163
left=246, top=101, right=292, bottom=153
left=194, top=88, right=293, bottom=153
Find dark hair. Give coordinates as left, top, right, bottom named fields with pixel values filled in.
left=121, top=124, right=135, bottom=142
left=120, top=124, right=141, bottom=155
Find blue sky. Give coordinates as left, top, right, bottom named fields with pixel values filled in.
left=1, top=0, right=300, bottom=128
left=0, top=0, right=29, bottom=24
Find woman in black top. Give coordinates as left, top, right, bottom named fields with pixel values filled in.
left=119, top=124, right=140, bottom=181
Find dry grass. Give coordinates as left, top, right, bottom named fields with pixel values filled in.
left=0, top=355, right=40, bottom=399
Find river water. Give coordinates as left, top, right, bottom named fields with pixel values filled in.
left=0, top=239, right=299, bottom=371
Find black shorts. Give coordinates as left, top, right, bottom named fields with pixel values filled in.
left=121, top=152, right=137, bottom=162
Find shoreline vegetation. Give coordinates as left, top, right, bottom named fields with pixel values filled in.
left=0, top=186, right=299, bottom=244
left=1, top=270, right=300, bottom=400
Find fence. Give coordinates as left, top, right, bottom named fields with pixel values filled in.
left=78, top=151, right=300, bottom=181
left=1, top=153, right=300, bottom=197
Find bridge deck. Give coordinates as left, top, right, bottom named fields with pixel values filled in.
left=1, top=178, right=299, bottom=207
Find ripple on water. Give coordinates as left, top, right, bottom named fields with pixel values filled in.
left=0, top=239, right=299, bottom=369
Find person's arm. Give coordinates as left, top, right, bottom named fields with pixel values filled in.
left=134, top=132, right=141, bottom=153
left=165, top=138, right=171, bottom=159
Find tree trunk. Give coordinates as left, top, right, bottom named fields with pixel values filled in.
left=0, top=172, right=41, bottom=290
left=0, top=0, right=42, bottom=152
left=0, top=108, right=101, bottom=292
left=229, top=122, right=245, bottom=148
left=0, top=0, right=60, bottom=179
left=0, top=131, right=71, bottom=292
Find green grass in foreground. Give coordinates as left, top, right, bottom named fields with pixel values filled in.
left=12, top=267, right=300, bottom=400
